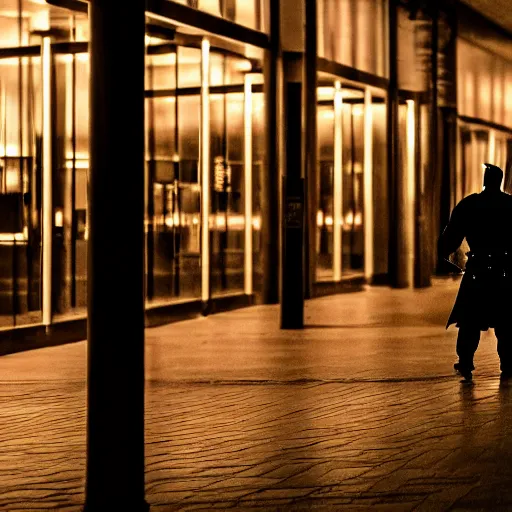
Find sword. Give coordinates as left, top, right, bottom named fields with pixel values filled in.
left=443, top=258, right=464, bottom=274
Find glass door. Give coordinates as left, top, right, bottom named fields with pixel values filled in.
left=315, top=82, right=367, bottom=282
left=341, top=88, right=365, bottom=276
left=52, top=46, right=89, bottom=319
left=208, top=56, right=259, bottom=297
left=0, top=52, right=42, bottom=327
left=145, top=44, right=202, bottom=304
left=316, top=96, right=335, bottom=281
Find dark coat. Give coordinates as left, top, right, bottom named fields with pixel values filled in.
left=439, top=189, right=512, bottom=330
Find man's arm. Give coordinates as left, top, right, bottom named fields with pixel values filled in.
left=438, top=201, right=466, bottom=259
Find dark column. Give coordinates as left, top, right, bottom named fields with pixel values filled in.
left=281, top=53, right=304, bottom=330
left=304, top=0, right=317, bottom=299
left=261, top=0, right=280, bottom=304
left=84, top=1, right=148, bottom=511
left=387, top=0, right=399, bottom=287
left=418, top=4, right=439, bottom=287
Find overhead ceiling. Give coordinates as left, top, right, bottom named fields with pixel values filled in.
left=462, top=0, right=512, bottom=35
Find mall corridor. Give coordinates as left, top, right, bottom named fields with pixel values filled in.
left=2, top=278, right=512, bottom=511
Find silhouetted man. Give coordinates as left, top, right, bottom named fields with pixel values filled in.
left=439, top=163, right=512, bottom=382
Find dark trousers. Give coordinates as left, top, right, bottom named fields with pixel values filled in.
left=457, top=324, right=512, bottom=372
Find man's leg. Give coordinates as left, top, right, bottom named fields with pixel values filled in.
left=455, top=325, right=481, bottom=377
left=495, top=324, right=512, bottom=377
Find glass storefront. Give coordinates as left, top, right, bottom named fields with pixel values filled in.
left=144, top=39, right=264, bottom=304
left=0, top=0, right=266, bottom=328
left=315, top=78, right=388, bottom=282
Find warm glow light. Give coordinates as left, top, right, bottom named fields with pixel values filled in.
left=0, top=144, right=19, bottom=157
left=317, top=210, right=324, bottom=227
left=320, top=110, right=334, bottom=120
left=317, top=86, right=334, bottom=101
left=234, top=59, right=252, bottom=72
left=42, top=37, right=53, bottom=328
left=5, top=169, right=20, bottom=189
left=405, top=99, right=416, bottom=287
left=31, top=11, right=50, bottom=32
left=353, top=105, right=364, bottom=117
left=55, top=209, right=63, bottom=227
left=488, top=130, right=496, bottom=167
left=363, top=86, right=374, bottom=280
left=0, top=233, right=26, bottom=242
left=354, top=212, right=362, bottom=226
left=66, top=151, right=89, bottom=160
left=65, top=159, right=89, bottom=169
left=244, top=74, right=253, bottom=295
left=0, top=59, right=18, bottom=66
left=200, top=38, right=210, bottom=303
left=333, top=81, right=343, bottom=281
left=252, top=216, right=261, bottom=230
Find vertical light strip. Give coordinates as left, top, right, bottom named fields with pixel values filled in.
left=244, top=75, right=253, bottom=295
left=363, top=87, right=374, bottom=280
left=455, top=120, right=462, bottom=205
left=470, top=131, right=479, bottom=193
left=406, top=99, right=415, bottom=288
left=143, top=90, right=149, bottom=303
left=488, top=129, right=495, bottom=164
left=200, top=38, right=210, bottom=303
left=1, top=82, right=6, bottom=193
left=333, top=81, right=343, bottom=282
left=42, top=36, right=52, bottom=329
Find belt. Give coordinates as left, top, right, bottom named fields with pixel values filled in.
left=465, top=251, right=512, bottom=275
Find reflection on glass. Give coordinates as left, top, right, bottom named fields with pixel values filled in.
left=145, top=92, right=202, bottom=303
left=316, top=84, right=368, bottom=281
left=53, top=52, right=89, bottom=318
left=0, top=54, right=41, bottom=327
left=316, top=104, right=334, bottom=281
left=177, top=47, right=201, bottom=88
left=371, top=100, right=388, bottom=277
left=210, top=92, right=245, bottom=295
left=176, top=95, right=201, bottom=298
left=342, top=101, right=365, bottom=274
left=252, top=92, right=264, bottom=293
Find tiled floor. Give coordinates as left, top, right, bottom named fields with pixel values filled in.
left=2, top=277, right=511, bottom=511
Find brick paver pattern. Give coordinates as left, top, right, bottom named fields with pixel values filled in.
left=2, top=278, right=512, bottom=511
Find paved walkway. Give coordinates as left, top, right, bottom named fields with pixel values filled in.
left=2, top=277, right=512, bottom=510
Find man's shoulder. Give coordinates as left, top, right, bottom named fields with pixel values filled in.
left=456, top=194, right=479, bottom=209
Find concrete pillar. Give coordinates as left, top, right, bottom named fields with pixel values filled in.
left=281, top=53, right=304, bottom=329
left=84, top=1, right=148, bottom=510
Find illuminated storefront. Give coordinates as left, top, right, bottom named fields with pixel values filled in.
left=0, top=0, right=511, bottom=344
left=315, top=0, right=389, bottom=284
left=0, top=0, right=268, bottom=329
